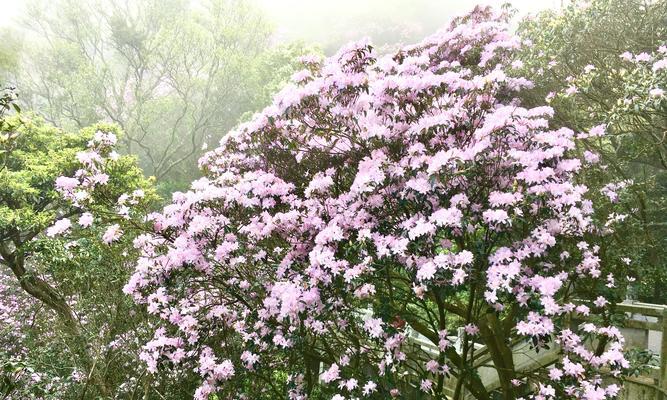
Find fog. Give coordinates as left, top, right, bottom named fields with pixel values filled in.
left=1, top=0, right=562, bottom=51
left=255, top=0, right=562, bottom=52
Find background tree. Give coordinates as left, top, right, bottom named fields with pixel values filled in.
left=0, top=29, right=21, bottom=85
left=12, top=0, right=307, bottom=187
left=516, top=0, right=667, bottom=302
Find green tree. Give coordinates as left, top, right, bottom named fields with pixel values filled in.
left=0, top=113, right=192, bottom=398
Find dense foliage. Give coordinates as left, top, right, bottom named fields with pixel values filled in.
left=0, top=114, right=199, bottom=398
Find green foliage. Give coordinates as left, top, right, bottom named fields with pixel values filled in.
left=0, top=116, right=85, bottom=233
left=0, top=117, right=155, bottom=234
left=242, top=42, right=323, bottom=121
left=623, top=347, right=659, bottom=377
left=517, top=0, right=667, bottom=302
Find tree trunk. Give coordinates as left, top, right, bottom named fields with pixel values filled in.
left=478, top=313, right=516, bottom=400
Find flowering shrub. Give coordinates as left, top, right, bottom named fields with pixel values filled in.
left=60, top=6, right=631, bottom=399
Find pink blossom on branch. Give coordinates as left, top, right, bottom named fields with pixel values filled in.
left=45, top=218, right=72, bottom=237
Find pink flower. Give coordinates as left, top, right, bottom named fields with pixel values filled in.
left=635, top=52, right=651, bottom=62
left=102, top=224, right=122, bottom=244
left=430, top=207, right=463, bottom=227
left=78, top=212, right=94, bottom=228
left=362, top=381, right=377, bottom=395
left=341, top=378, right=357, bottom=391
left=653, top=59, right=667, bottom=71
left=620, top=51, right=633, bottom=61
left=588, top=124, right=606, bottom=137
left=240, top=351, right=259, bottom=369
left=321, top=364, right=340, bottom=383
left=482, top=209, right=510, bottom=225
left=46, top=218, right=72, bottom=237
left=416, top=262, right=437, bottom=281
left=516, top=312, right=554, bottom=336
left=488, top=191, right=522, bottom=207
left=649, top=88, right=665, bottom=97
left=363, top=317, right=384, bottom=338
left=55, top=176, right=79, bottom=191
left=425, top=360, right=440, bottom=373
left=420, top=379, right=433, bottom=392
left=548, top=367, right=563, bottom=381
left=583, top=150, right=600, bottom=164
left=562, top=357, right=585, bottom=377
left=464, top=324, right=479, bottom=335
left=593, top=296, right=608, bottom=308
left=305, top=169, right=334, bottom=197
left=408, top=218, right=435, bottom=240
left=576, top=305, right=591, bottom=316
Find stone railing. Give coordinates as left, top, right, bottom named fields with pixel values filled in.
left=403, top=300, right=667, bottom=399
left=326, top=301, right=667, bottom=399
left=616, top=301, right=667, bottom=400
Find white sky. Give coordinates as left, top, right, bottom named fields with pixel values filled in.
left=0, top=0, right=563, bottom=43
left=255, top=0, right=562, bottom=32
left=253, top=0, right=562, bottom=51
left=0, top=1, right=24, bottom=27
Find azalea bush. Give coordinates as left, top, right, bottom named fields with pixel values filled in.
left=54, top=6, right=639, bottom=400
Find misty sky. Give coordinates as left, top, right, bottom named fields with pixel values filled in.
left=256, top=0, right=561, bottom=43
left=0, top=0, right=563, bottom=50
